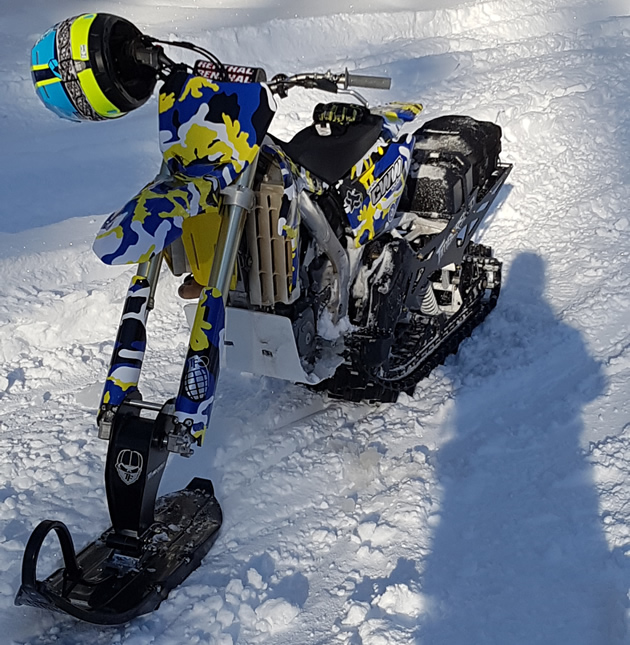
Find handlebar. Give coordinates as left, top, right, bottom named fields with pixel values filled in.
left=268, top=68, right=392, bottom=102
left=132, top=37, right=393, bottom=99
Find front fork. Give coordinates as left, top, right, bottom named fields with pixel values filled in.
left=170, top=162, right=257, bottom=454
left=96, top=158, right=258, bottom=554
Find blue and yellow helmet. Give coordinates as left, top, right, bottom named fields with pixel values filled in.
left=31, top=13, right=157, bottom=122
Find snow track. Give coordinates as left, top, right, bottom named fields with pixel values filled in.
left=2, top=0, right=630, bottom=643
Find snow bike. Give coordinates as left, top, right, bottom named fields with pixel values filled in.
left=18, top=13, right=512, bottom=624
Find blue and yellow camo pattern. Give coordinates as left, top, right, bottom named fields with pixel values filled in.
left=94, top=73, right=276, bottom=266
left=341, top=136, right=414, bottom=246
left=100, top=274, right=150, bottom=408
left=373, top=102, right=424, bottom=141
left=174, top=286, right=225, bottom=444
left=96, top=85, right=423, bottom=441
left=94, top=174, right=222, bottom=266
left=159, top=74, right=275, bottom=181
left=334, top=102, right=423, bottom=246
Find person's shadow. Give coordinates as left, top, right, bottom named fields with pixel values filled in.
left=416, top=251, right=627, bottom=644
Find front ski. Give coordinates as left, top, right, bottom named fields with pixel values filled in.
left=15, top=478, right=222, bottom=625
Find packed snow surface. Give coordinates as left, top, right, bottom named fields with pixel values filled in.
left=2, top=0, right=630, bottom=643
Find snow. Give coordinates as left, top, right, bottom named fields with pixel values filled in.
left=2, top=0, right=630, bottom=643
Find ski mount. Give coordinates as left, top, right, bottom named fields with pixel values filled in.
left=15, top=399, right=222, bottom=625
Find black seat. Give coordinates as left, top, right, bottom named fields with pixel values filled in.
left=274, top=114, right=383, bottom=185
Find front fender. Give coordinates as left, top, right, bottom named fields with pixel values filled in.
left=95, top=73, right=276, bottom=266
left=93, top=174, right=221, bottom=266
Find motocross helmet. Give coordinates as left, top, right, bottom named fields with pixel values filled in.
left=31, top=13, right=157, bottom=122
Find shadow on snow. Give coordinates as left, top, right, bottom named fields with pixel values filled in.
left=415, top=252, right=627, bottom=644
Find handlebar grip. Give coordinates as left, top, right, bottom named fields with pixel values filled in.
left=345, top=73, right=391, bottom=90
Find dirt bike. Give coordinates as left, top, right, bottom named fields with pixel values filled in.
left=17, top=13, right=511, bottom=624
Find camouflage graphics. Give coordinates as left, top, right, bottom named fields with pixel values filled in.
left=93, top=73, right=276, bottom=266
left=174, top=287, right=225, bottom=445
left=159, top=74, right=275, bottom=182
left=100, top=275, right=150, bottom=407
left=373, top=102, right=424, bottom=141
left=339, top=102, right=423, bottom=246
left=341, top=137, right=414, bottom=246
left=94, top=174, right=222, bottom=266
left=95, top=81, right=424, bottom=443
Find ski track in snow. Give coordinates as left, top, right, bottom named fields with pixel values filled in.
left=2, top=0, right=630, bottom=643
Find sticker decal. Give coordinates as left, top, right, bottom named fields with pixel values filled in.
left=48, top=58, right=61, bottom=78
left=344, top=188, right=364, bottom=213
left=437, top=211, right=467, bottom=261
left=341, top=138, right=413, bottom=246
left=100, top=275, right=150, bottom=408
left=115, top=449, right=144, bottom=485
left=193, top=60, right=266, bottom=84
left=184, top=355, right=211, bottom=402
left=174, top=287, right=226, bottom=446
left=368, top=157, right=404, bottom=204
